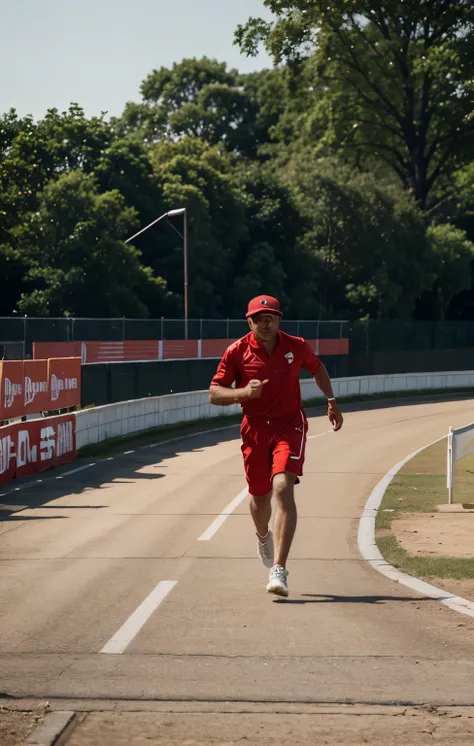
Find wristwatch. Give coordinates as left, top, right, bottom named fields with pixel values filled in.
left=327, top=397, right=336, bottom=402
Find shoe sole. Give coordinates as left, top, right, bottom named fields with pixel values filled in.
left=266, top=584, right=288, bottom=597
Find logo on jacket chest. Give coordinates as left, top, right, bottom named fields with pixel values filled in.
left=285, top=352, right=294, bottom=364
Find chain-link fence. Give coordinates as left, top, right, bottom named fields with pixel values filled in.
left=1, top=316, right=474, bottom=359
left=0, top=316, right=349, bottom=356
left=349, top=320, right=474, bottom=355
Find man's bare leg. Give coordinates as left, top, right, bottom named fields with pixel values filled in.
left=272, top=472, right=298, bottom=569
left=249, top=492, right=272, bottom=539
left=250, top=492, right=274, bottom=567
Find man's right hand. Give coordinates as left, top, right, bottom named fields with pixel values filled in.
left=243, top=379, right=269, bottom=400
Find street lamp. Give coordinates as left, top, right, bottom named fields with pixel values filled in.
left=125, top=208, right=188, bottom=339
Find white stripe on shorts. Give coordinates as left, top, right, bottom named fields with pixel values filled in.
left=289, top=409, right=306, bottom=460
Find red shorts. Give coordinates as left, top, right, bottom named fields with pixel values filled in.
left=240, top=410, right=308, bottom=497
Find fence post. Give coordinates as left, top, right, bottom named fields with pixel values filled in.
left=161, top=317, right=164, bottom=340
left=226, top=318, right=230, bottom=339
left=122, top=317, right=125, bottom=341
left=447, top=426, right=454, bottom=505
left=23, top=315, right=27, bottom=358
left=200, top=318, right=203, bottom=340
left=107, top=364, right=112, bottom=406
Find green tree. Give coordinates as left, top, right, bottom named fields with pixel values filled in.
left=0, top=112, right=45, bottom=311
left=116, top=58, right=285, bottom=157
left=236, top=0, right=474, bottom=209
left=425, top=223, right=474, bottom=318
left=0, top=242, right=28, bottom=316
left=287, top=157, right=434, bottom=318
left=147, top=138, right=248, bottom=316
left=230, top=161, right=322, bottom=317
left=118, top=58, right=244, bottom=146
left=93, top=137, right=161, bottom=227
left=0, top=112, right=42, bottom=226
left=231, top=243, right=289, bottom=315
left=1, top=105, right=111, bottom=221
left=14, top=171, right=173, bottom=317
left=0, top=105, right=116, bottom=315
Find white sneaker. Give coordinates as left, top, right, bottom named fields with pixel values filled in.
left=257, top=530, right=274, bottom=568
left=266, top=564, right=289, bottom=597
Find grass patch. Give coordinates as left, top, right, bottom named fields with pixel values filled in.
left=378, top=473, right=446, bottom=516
left=375, top=438, right=448, bottom=530
left=376, top=437, right=474, bottom=580
left=377, top=535, right=474, bottom=579
left=375, top=473, right=446, bottom=530
left=376, top=440, right=474, bottom=531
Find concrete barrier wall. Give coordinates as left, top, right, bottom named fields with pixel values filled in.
left=301, top=370, right=474, bottom=400
left=76, top=392, right=241, bottom=450
left=76, top=370, right=474, bottom=451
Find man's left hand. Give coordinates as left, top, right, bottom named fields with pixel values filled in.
left=328, top=401, right=343, bottom=431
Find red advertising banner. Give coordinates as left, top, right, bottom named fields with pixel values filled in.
left=33, top=342, right=83, bottom=360
left=162, top=340, right=199, bottom=359
left=48, top=358, right=81, bottom=409
left=0, top=358, right=81, bottom=421
left=201, top=339, right=231, bottom=358
left=33, top=341, right=160, bottom=363
left=33, top=337, right=351, bottom=364
left=0, top=423, right=15, bottom=484
left=0, top=414, right=76, bottom=486
left=311, top=338, right=350, bottom=356
left=85, top=341, right=159, bottom=363
left=0, top=361, right=25, bottom=420
left=23, top=359, right=50, bottom=416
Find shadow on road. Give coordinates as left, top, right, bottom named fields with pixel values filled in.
left=2, top=390, right=471, bottom=523
left=274, top=593, right=440, bottom=604
left=0, top=427, right=241, bottom=522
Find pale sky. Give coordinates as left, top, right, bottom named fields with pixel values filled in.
left=0, top=0, right=274, bottom=121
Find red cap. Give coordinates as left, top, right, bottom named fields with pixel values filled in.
left=246, top=295, right=283, bottom=318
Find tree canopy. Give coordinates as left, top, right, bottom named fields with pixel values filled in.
left=236, top=1, right=474, bottom=209
left=2, top=4, right=474, bottom=321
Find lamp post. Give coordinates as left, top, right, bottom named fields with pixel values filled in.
left=125, top=208, right=188, bottom=339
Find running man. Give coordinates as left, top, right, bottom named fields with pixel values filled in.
left=209, top=295, right=343, bottom=597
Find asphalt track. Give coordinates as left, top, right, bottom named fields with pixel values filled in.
left=2, top=396, right=474, bottom=744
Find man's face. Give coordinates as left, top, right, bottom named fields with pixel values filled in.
left=248, top=312, right=280, bottom=342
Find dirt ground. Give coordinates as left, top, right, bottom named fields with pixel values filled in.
left=63, top=708, right=474, bottom=746
left=393, top=510, right=474, bottom=601
left=0, top=704, right=47, bottom=746
left=397, top=511, right=474, bottom=560
left=428, top=576, right=474, bottom=602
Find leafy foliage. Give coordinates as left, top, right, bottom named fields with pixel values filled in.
left=236, top=1, right=474, bottom=209
left=2, top=19, right=474, bottom=320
